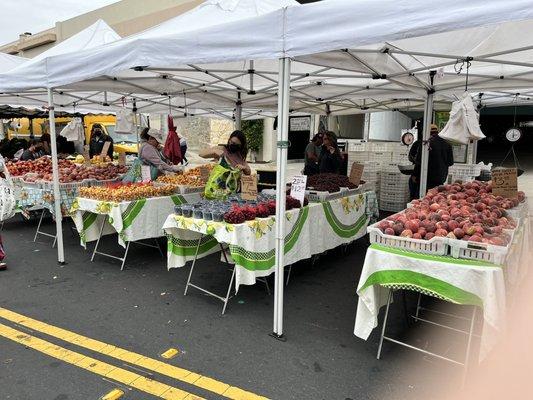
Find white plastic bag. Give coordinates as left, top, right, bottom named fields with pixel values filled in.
left=115, top=108, right=135, bottom=134
left=439, top=92, right=486, bottom=145
left=60, top=117, right=84, bottom=141
left=0, top=155, right=16, bottom=221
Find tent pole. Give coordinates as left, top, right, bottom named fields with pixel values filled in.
left=272, top=57, right=291, bottom=339
left=235, top=93, right=242, bottom=130
left=419, top=91, right=434, bottom=198
left=47, top=88, right=65, bottom=264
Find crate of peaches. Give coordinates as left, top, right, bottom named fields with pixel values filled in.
left=79, top=182, right=176, bottom=202
left=369, top=180, right=521, bottom=263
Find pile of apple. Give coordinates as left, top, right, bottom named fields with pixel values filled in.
left=375, top=180, right=523, bottom=246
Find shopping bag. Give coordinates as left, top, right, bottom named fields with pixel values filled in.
left=122, top=158, right=158, bottom=183
left=115, top=108, right=136, bottom=134
left=439, top=92, right=485, bottom=145
left=204, top=159, right=240, bottom=200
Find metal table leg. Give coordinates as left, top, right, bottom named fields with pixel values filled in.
left=377, top=289, right=393, bottom=360
left=91, top=216, right=107, bottom=262
left=33, top=208, right=57, bottom=246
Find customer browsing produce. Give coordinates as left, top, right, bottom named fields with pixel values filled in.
left=319, top=131, right=343, bottom=174
left=200, top=130, right=251, bottom=199
left=199, top=130, right=251, bottom=175
left=139, top=128, right=181, bottom=175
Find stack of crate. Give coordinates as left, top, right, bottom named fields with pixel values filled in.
left=379, top=164, right=411, bottom=212
left=362, top=161, right=382, bottom=197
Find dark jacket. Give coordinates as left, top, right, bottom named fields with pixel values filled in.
left=414, top=135, right=454, bottom=188
left=89, top=135, right=114, bottom=158
left=318, top=146, right=342, bottom=174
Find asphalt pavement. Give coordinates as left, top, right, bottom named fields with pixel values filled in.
left=0, top=214, right=463, bottom=400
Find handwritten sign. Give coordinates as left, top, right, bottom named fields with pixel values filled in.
left=198, top=165, right=211, bottom=182
left=83, top=145, right=91, bottom=165
left=349, top=162, right=364, bottom=186
left=100, top=141, right=111, bottom=158
left=118, top=152, right=126, bottom=166
left=289, top=116, right=311, bottom=131
left=141, top=165, right=152, bottom=182
left=240, top=174, right=258, bottom=201
left=492, top=168, right=518, bottom=198
left=290, top=175, right=307, bottom=205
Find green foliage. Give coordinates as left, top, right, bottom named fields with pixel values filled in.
left=241, top=119, right=263, bottom=152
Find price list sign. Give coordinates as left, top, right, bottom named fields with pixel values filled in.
left=240, top=174, right=258, bottom=201
left=492, top=168, right=518, bottom=198
left=290, top=175, right=307, bottom=204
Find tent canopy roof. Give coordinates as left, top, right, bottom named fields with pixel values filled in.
left=2, top=0, right=533, bottom=116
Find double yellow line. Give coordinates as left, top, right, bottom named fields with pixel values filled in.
left=0, top=307, right=266, bottom=400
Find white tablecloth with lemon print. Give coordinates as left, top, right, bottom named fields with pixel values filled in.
left=163, top=192, right=377, bottom=291
left=71, top=194, right=202, bottom=247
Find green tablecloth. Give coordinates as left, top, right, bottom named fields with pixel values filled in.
left=163, top=192, right=378, bottom=291
left=355, top=217, right=530, bottom=361
left=71, top=194, right=202, bottom=247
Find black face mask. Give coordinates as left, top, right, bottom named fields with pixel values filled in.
left=228, top=143, right=241, bottom=154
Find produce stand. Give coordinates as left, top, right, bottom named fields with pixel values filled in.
left=71, top=193, right=202, bottom=269
left=163, top=192, right=379, bottom=313
left=354, top=181, right=530, bottom=382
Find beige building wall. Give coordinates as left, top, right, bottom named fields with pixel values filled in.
left=0, top=0, right=202, bottom=57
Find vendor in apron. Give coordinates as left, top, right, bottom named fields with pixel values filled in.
left=199, top=130, right=251, bottom=198
left=139, top=128, right=181, bottom=175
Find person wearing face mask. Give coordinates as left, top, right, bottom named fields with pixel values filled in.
left=89, top=124, right=114, bottom=158
left=199, top=130, right=251, bottom=175
left=318, top=131, right=343, bottom=174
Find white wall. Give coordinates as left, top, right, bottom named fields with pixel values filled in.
left=368, top=111, right=412, bottom=141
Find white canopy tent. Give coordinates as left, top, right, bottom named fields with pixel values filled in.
left=2, top=0, right=533, bottom=338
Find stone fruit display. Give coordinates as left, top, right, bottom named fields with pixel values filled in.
left=6, top=158, right=127, bottom=183
left=79, top=182, right=175, bottom=202
left=374, top=180, right=523, bottom=246
left=306, top=173, right=358, bottom=192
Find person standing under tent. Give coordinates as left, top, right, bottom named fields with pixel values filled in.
left=408, top=121, right=422, bottom=200
left=318, top=131, right=343, bottom=174
left=180, top=135, right=188, bottom=166
left=139, top=128, right=181, bottom=175
left=20, top=140, right=45, bottom=161
left=89, top=125, right=114, bottom=159
left=199, top=130, right=251, bottom=175
left=303, top=133, right=323, bottom=175
left=414, top=124, right=454, bottom=191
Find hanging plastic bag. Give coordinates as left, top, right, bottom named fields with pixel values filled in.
left=439, top=92, right=485, bottom=145
left=0, top=155, right=16, bottom=222
left=115, top=108, right=136, bottom=134
left=204, top=158, right=241, bottom=200
left=60, top=118, right=83, bottom=141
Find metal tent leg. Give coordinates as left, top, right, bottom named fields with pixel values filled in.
left=120, top=242, right=131, bottom=271
left=285, top=265, right=292, bottom=286
left=184, top=236, right=203, bottom=296
left=221, top=266, right=236, bottom=315
left=91, top=216, right=107, bottom=262
left=462, top=306, right=477, bottom=387
left=377, top=289, right=393, bottom=360
left=33, top=209, right=46, bottom=242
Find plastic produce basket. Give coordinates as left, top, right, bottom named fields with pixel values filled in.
left=179, top=185, right=205, bottom=195
left=448, top=238, right=511, bottom=265
left=379, top=199, right=409, bottom=212
left=368, top=222, right=449, bottom=255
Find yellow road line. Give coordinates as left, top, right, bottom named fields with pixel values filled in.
left=0, top=307, right=267, bottom=400
left=0, top=323, right=202, bottom=400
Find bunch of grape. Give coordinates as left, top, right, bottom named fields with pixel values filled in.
left=224, top=209, right=246, bottom=224
left=241, top=205, right=257, bottom=221
left=286, top=196, right=301, bottom=210
left=256, top=203, right=270, bottom=218
left=306, top=173, right=357, bottom=192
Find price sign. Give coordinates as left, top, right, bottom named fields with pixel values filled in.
left=100, top=141, right=111, bottom=158
left=141, top=165, right=152, bottom=182
left=198, top=165, right=211, bottom=182
left=290, top=175, right=307, bottom=204
left=83, top=145, right=91, bottom=165
left=349, top=162, right=364, bottom=186
left=118, top=152, right=126, bottom=166
left=492, top=168, right=518, bottom=198
left=240, top=174, right=258, bottom=201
